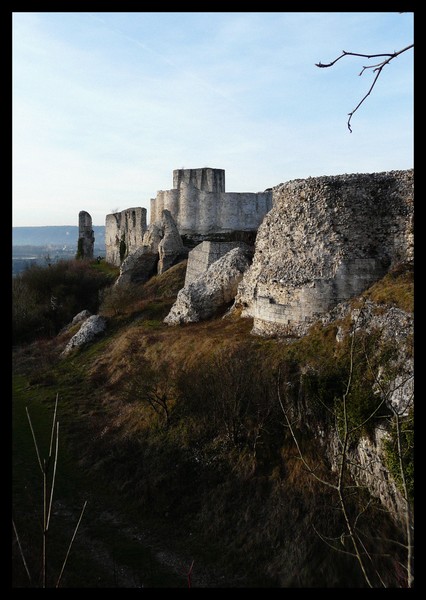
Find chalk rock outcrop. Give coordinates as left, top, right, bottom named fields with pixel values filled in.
left=235, top=170, right=413, bottom=337
left=61, top=315, right=107, bottom=356
left=327, top=300, right=413, bottom=415
left=114, top=211, right=188, bottom=286
left=142, top=223, right=163, bottom=254
left=157, top=210, right=188, bottom=275
left=326, top=300, right=413, bottom=524
left=164, top=247, right=252, bottom=325
left=114, top=246, right=158, bottom=287
left=70, top=309, right=92, bottom=325
left=59, top=309, right=92, bottom=334
left=184, top=241, right=253, bottom=286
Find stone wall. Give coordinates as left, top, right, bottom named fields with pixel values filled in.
left=184, top=241, right=253, bottom=286
left=78, top=210, right=94, bottom=259
left=105, top=207, right=147, bottom=266
left=235, top=169, right=413, bottom=337
left=150, top=168, right=272, bottom=240
left=173, top=167, right=225, bottom=193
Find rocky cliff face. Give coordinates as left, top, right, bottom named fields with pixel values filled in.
left=324, top=299, right=413, bottom=524
left=231, top=169, right=414, bottom=531
left=235, top=170, right=413, bottom=337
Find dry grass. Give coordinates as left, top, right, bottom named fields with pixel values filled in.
left=363, top=262, right=413, bottom=313
left=12, top=259, right=413, bottom=588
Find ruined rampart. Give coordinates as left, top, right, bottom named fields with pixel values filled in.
left=235, top=169, right=413, bottom=337
left=150, top=168, right=272, bottom=242
left=105, top=207, right=147, bottom=266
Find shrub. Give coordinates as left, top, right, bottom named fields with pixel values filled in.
left=383, top=408, right=414, bottom=502
left=12, top=260, right=115, bottom=345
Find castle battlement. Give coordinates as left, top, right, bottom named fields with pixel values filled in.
left=150, top=168, right=272, bottom=240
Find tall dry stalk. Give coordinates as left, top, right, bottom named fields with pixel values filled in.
left=13, top=394, right=87, bottom=587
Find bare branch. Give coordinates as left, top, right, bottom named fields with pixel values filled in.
left=353, top=498, right=373, bottom=530
left=46, top=422, right=59, bottom=531
left=48, top=394, right=59, bottom=459
left=316, top=44, right=413, bottom=132
left=356, top=533, right=387, bottom=588
left=277, top=370, right=336, bottom=490
left=56, top=500, right=88, bottom=588
left=347, top=67, right=382, bottom=133
left=312, top=524, right=358, bottom=558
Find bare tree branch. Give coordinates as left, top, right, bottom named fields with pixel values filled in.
left=277, top=370, right=336, bottom=491
left=312, top=524, right=359, bottom=558
left=316, top=44, right=413, bottom=132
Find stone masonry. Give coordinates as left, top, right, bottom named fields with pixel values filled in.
left=105, top=207, right=147, bottom=266
left=150, top=168, right=272, bottom=244
left=184, top=241, right=253, bottom=287
left=235, top=169, right=413, bottom=337
left=78, top=210, right=94, bottom=259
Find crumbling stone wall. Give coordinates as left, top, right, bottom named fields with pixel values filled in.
left=184, top=241, right=253, bottom=286
left=235, top=169, right=413, bottom=337
left=105, top=207, right=147, bottom=266
left=150, top=168, right=272, bottom=241
left=78, top=210, right=94, bottom=259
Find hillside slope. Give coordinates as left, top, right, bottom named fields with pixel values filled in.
left=12, top=261, right=414, bottom=588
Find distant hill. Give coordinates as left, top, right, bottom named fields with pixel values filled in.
left=13, top=226, right=106, bottom=247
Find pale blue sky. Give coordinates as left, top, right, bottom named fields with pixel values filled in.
left=12, top=11, right=414, bottom=226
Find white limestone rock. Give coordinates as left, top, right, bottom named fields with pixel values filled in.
left=142, top=223, right=163, bottom=254
left=157, top=209, right=188, bottom=275
left=164, top=247, right=251, bottom=325
left=324, top=300, right=413, bottom=415
left=114, top=246, right=158, bottom=286
left=71, top=309, right=92, bottom=325
left=61, top=315, right=107, bottom=356
left=59, top=309, right=92, bottom=334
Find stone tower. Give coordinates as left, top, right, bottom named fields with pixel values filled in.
left=172, top=168, right=225, bottom=193
left=78, top=210, right=94, bottom=259
left=149, top=167, right=272, bottom=245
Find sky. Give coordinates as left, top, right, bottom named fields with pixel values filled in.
left=12, top=11, right=414, bottom=227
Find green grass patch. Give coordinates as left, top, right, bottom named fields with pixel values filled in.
left=12, top=375, right=188, bottom=588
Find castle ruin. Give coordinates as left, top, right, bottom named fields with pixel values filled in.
left=235, top=169, right=414, bottom=337
left=102, top=167, right=413, bottom=340
left=77, top=210, right=94, bottom=259
left=105, top=168, right=272, bottom=266
left=105, top=207, right=147, bottom=266
left=150, top=168, right=273, bottom=245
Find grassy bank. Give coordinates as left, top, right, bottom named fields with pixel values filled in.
left=12, top=261, right=413, bottom=588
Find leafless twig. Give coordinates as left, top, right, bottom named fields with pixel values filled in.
left=316, top=44, right=413, bottom=132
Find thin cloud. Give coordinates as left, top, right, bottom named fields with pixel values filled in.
left=12, top=12, right=413, bottom=226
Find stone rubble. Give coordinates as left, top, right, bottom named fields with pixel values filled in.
left=61, top=315, right=107, bottom=357
left=164, top=247, right=252, bottom=325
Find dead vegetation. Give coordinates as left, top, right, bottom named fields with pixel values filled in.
left=12, top=260, right=413, bottom=587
